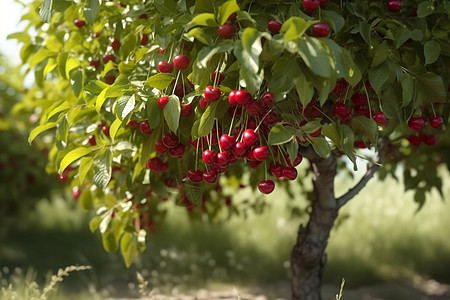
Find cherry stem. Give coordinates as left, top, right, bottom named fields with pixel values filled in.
left=171, top=70, right=181, bottom=95
left=216, top=119, right=222, bottom=153
left=195, top=137, right=199, bottom=171
left=228, top=106, right=238, bottom=136
left=255, top=107, right=275, bottom=132
left=431, top=103, right=437, bottom=117
left=362, top=83, right=373, bottom=119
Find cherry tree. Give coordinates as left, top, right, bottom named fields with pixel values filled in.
left=11, top=0, right=449, bottom=299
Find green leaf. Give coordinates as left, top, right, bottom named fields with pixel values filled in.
left=93, top=149, right=113, bottom=190
left=368, top=62, right=390, bottom=95
left=281, top=17, right=311, bottom=44
left=350, top=116, right=378, bottom=145
left=164, top=95, right=181, bottom=133
left=359, top=21, right=371, bottom=46
left=96, top=87, right=109, bottom=112
left=300, top=119, right=322, bottom=134
left=234, top=28, right=263, bottom=94
left=286, top=139, right=299, bottom=164
left=342, top=49, right=361, bottom=87
left=188, top=28, right=214, bottom=46
left=268, top=56, right=299, bottom=100
left=47, top=102, right=72, bottom=122
left=117, top=92, right=136, bottom=121
left=268, top=124, right=295, bottom=145
left=44, top=58, right=57, bottom=77
left=65, top=57, right=80, bottom=79
left=400, top=74, right=415, bottom=107
left=322, top=124, right=341, bottom=147
left=109, top=118, right=122, bottom=143
left=29, top=122, right=57, bottom=144
left=121, top=33, right=138, bottom=61
left=85, top=80, right=109, bottom=96
left=371, top=40, right=388, bottom=67
left=102, top=232, right=118, bottom=253
left=56, top=114, right=69, bottom=144
left=190, top=13, right=218, bottom=26
left=79, top=189, right=93, bottom=210
left=322, top=10, right=345, bottom=33
left=340, top=124, right=356, bottom=168
left=60, top=147, right=92, bottom=173
left=186, top=183, right=203, bottom=205
left=198, top=101, right=217, bottom=137
left=99, top=214, right=111, bottom=234
left=70, top=70, right=83, bottom=97
left=121, top=232, right=140, bottom=268
left=296, top=37, right=334, bottom=78
left=29, top=48, right=53, bottom=69
left=194, top=0, right=214, bottom=13
left=146, top=99, right=162, bottom=129
left=415, top=72, right=446, bottom=103
left=145, top=73, right=175, bottom=90
left=89, top=216, right=102, bottom=233
left=218, top=0, right=239, bottom=25
left=417, top=2, right=435, bottom=18
left=84, top=0, right=100, bottom=24
left=39, top=0, right=53, bottom=22
left=294, top=69, right=314, bottom=107
left=79, top=156, right=94, bottom=184
left=310, top=136, right=330, bottom=158
left=424, top=40, right=440, bottom=65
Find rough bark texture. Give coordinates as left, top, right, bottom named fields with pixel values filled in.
left=291, top=152, right=338, bottom=300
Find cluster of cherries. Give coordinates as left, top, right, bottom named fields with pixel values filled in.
left=407, top=114, right=443, bottom=146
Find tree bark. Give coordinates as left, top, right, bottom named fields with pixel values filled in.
left=291, top=151, right=338, bottom=300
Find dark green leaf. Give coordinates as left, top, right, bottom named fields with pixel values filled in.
left=322, top=124, right=341, bottom=147
left=424, top=40, right=440, bottom=65
left=340, top=124, right=356, bottom=169
left=268, top=124, right=295, bottom=145
left=56, top=114, right=69, bottom=144
left=368, top=62, right=391, bottom=95
left=164, top=95, right=181, bottom=132
left=286, top=139, right=299, bottom=164
left=417, top=2, right=435, bottom=18
left=84, top=0, right=100, bottom=24
left=198, top=101, right=217, bottom=137
left=322, top=10, right=345, bottom=33
left=400, top=74, right=415, bottom=107
left=70, top=70, right=83, bottom=97
left=416, top=72, right=446, bottom=103
left=146, top=99, right=162, bottom=129
left=350, top=116, right=378, bottom=145
left=310, top=136, right=330, bottom=158
left=296, top=37, right=334, bottom=78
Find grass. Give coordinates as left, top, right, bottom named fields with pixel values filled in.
left=1, top=166, right=449, bottom=297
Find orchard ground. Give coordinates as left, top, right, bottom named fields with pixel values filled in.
left=1, top=166, right=450, bottom=299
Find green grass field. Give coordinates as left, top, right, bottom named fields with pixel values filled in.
left=1, top=166, right=449, bottom=298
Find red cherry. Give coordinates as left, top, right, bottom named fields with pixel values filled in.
left=88, top=135, right=96, bottom=145
left=89, top=59, right=100, bottom=69
left=203, top=170, right=218, bottom=184
left=387, top=0, right=401, bottom=12
left=270, top=164, right=284, bottom=177
left=169, top=143, right=185, bottom=158
left=140, top=34, right=149, bottom=45
left=158, top=61, right=173, bottom=73
left=408, top=117, right=426, bottom=131
left=282, top=166, right=298, bottom=180
left=318, top=0, right=327, bottom=4
left=154, top=140, right=168, bottom=155
left=408, top=135, right=422, bottom=146
left=139, top=120, right=153, bottom=134
left=261, top=92, right=275, bottom=108
left=102, top=126, right=110, bottom=136
left=217, top=152, right=230, bottom=167
left=218, top=23, right=235, bottom=39
left=332, top=103, right=351, bottom=118
left=312, top=22, right=330, bottom=37
left=245, top=100, right=261, bottom=115
left=158, top=48, right=166, bottom=54
left=211, top=72, right=224, bottom=85
left=127, top=120, right=139, bottom=128
left=110, top=39, right=121, bottom=51
left=219, top=134, right=236, bottom=151
left=268, top=18, right=282, bottom=34
left=351, top=93, right=367, bottom=106
left=162, top=133, right=179, bottom=148
left=72, top=187, right=81, bottom=199
left=199, top=97, right=208, bottom=109
left=74, top=19, right=86, bottom=28
left=309, top=128, right=321, bottom=137
left=104, top=74, right=116, bottom=85
left=374, top=112, right=389, bottom=126
left=253, top=146, right=269, bottom=161
left=258, top=180, right=275, bottom=194
left=173, top=55, right=190, bottom=70
left=139, top=13, right=148, bottom=19
left=180, top=103, right=193, bottom=118
left=93, top=32, right=101, bottom=38
left=429, top=115, right=443, bottom=128
left=235, top=90, right=252, bottom=105
left=354, top=140, right=368, bottom=148
left=303, top=0, right=320, bottom=13
left=146, top=157, right=162, bottom=171
left=102, top=53, right=116, bottom=64
left=202, top=150, right=216, bottom=164
left=234, top=141, right=248, bottom=158
left=286, top=153, right=303, bottom=166
left=229, top=90, right=237, bottom=105
left=188, top=170, right=203, bottom=183
left=204, top=86, right=221, bottom=102
left=422, top=135, right=437, bottom=146
left=242, top=129, right=259, bottom=146
left=227, top=12, right=237, bottom=23
left=158, top=96, right=169, bottom=110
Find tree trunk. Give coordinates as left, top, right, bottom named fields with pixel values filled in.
left=291, top=152, right=338, bottom=300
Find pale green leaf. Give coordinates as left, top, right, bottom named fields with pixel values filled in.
left=29, top=122, right=57, bottom=144
left=60, top=147, right=92, bottom=173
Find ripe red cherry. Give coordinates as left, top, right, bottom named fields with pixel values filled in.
left=318, top=0, right=327, bottom=4
left=422, top=135, right=437, bottom=146
left=242, top=129, right=259, bottom=146
left=270, top=164, right=284, bottom=177
left=158, top=96, right=169, bottom=110
left=104, top=74, right=116, bottom=85
left=154, top=140, right=168, bottom=155
left=351, top=93, right=367, bottom=106
left=408, top=135, right=422, bottom=146
left=309, top=128, right=322, bottom=137
left=102, top=126, right=110, bottom=136
left=146, top=157, right=162, bottom=171
left=282, top=166, right=298, bottom=180
left=268, top=18, right=282, bottom=34
left=162, top=133, right=179, bottom=148
left=173, top=54, right=190, bottom=70
left=354, top=140, right=368, bottom=148
left=127, top=120, right=139, bottom=128
left=219, top=134, right=235, bottom=151
left=218, top=23, right=235, bottom=39
left=188, top=170, right=203, bottom=183
left=312, top=22, right=330, bottom=37
left=374, top=111, right=389, bottom=126
left=234, top=141, right=248, bottom=158
left=408, top=117, right=426, bottom=131
left=217, top=152, right=230, bottom=167
left=139, top=120, right=153, bottom=134
left=158, top=61, right=173, bottom=73
left=253, top=146, right=269, bottom=161
left=89, top=59, right=100, bottom=69
left=202, top=150, right=216, bottom=164
left=158, top=48, right=166, bottom=54
left=169, top=143, right=185, bottom=158
left=204, top=86, right=221, bottom=102
left=88, top=135, right=96, bottom=146
left=229, top=90, right=237, bottom=105
left=227, top=12, right=237, bottom=23
left=72, top=187, right=81, bottom=199
left=286, top=153, right=303, bottom=167
left=199, top=97, right=208, bottom=109
left=74, top=19, right=86, bottom=28
left=140, top=34, right=149, bottom=45
left=387, top=0, right=401, bottom=12
left=102, top=53, right=115, bottom=64
left=180, top=103, right=193, bottom=117
left=303, top=0, right=320, bottom=13
left=332, top=103, right=351, bottom=118
left=429, top=115, right=443, bottom=128
left=211, top=72, right=224, bottom=85
left=203, top=170, right=218, bottom=184
left=235, top=90, right=252, bottom=105
left=110, top=39, right=121, bottom=51
left=258, top=180, right=275, bottom=194
left=261, top=92, right=275, bottom=108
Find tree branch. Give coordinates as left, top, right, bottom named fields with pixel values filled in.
left=336, top=138, right=387, bottom=209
